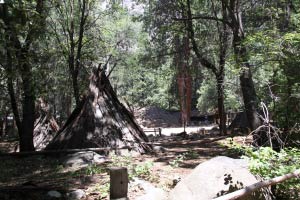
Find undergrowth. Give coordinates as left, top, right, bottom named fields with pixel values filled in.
left=226, top=138, right=300, bottom=199
left=109, top=153, right=157, bottom=182
left=169, top=148, right=199, bottom=168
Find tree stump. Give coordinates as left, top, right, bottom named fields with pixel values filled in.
left=110, top=167, right=128, bottom=200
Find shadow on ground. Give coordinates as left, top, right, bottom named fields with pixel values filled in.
left=0, top=154, right=109, bottom=200
left=151, top=134, right=239, bottom=169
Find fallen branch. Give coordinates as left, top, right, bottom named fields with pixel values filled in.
left=0, top=146, right=132, bottom=157
left=0, top=141, right=159, bottom=157
left=213, top=169, right=300, bottom=200
left=0, top=185, right=66, bottom=192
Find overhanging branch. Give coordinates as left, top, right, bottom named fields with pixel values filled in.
left=173, top=15, right=232, bottom=28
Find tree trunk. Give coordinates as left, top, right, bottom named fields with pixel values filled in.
left=186, top=0, right=228, bottom=135
left=238, top=63, right=261, bottom=130
left=19, top=61, right=35, bottom=152
left=68, top=0, right=80, bottom=106
left=1, top=0, right=44, bottom=151
left=68, top=0, right=87, bottom=107
left=2, top=4, right=22, bottom=136
left=233, top=37, right=260, bottom=132
left=71, top=67, right=80, bottom=106
left=6, top=50, right=22, bottom=134
left=216, top=75, right=227, bottom=135
left=228, top=0, right=263, bottom=145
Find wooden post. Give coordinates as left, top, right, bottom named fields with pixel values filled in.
left=110, top=167, right=128, bottom=200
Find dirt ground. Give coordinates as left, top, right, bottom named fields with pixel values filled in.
left=0, top=131, right=247, bottom=200
left=0, top=106, right=247, bottom=199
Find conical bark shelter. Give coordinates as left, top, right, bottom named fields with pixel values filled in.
left=46, top=67, right=152, bottom=153
left=33, top=98, right=59, bottom=150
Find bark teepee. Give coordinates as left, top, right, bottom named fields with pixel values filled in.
left=46, top=67, right=152, bottom=153
left=33, top=98, right=60, bottom=150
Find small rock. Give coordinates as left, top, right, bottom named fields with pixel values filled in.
left=136, top=188, right=168, bottom=200
left=66, top=189, right=86, bottom=200
left=62, top=151, right=106, bottom=168
left=131, top=178, right=168, bottom=200
left=172, top=176, right=181, bottom=186
left=47, top=191, right=62, bottom=199
left=153, top=146, right=167, bottom=153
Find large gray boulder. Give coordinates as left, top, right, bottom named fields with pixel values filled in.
left=169, top=156, right=269, bottom=200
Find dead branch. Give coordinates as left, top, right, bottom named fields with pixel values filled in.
left=213, top=169, right=300, bottom=200
left=0, top=147, right=132, bottom=157
left=245, top=102, right=284, bottom=148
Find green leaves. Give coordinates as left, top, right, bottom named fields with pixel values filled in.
left=244, top=147, right=300, bottom=198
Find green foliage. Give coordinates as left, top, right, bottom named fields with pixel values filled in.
left=85, top=164, right=105, bottom=176
left=227, top=141, right=300, bottom=199
left=244, top=147, right=300, bottom=199
left=197, top=76, right=217, bottom=113
left=196, top=69, right=243, bottom=113
left=169, top=149, right=199, bottom=168
left=169, top=154, right=185, bottom=168
left=96, top=182, right=110, bottom=199
left=132, top=161, right=154, bottom=179
left=109, top=153, right=156, bottom=181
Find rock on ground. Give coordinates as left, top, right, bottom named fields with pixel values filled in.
left=131, top=178, right=168, bottom=200
left=62, top=151, right=106, bottom=168
left=169, top=156, right=270, bottom=200
left=46, top=191, right=62, bottom=199
left=66, top=189, right=86, bottom=200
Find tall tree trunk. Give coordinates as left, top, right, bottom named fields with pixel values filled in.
left=233, top=36, right=260, bottom=131
left=227, top=0, right=263, bottom=145
left=71, top=63, right=80, bottom=106
left=2, top=3, right=22, bottom=136
left=68, top=0, right=80, bottom=106
left=1, top=0, right=44, bottom=151
left=19, top=61, right=35, bottom=151
left=68, top=0, right=87, bottom=106
left=6, top=50, right=22, bottom=134
left=186, top=0, right=228, bottom=135
left=216, top=74, right=227, bottom=135
left=216, top=1, right=229, bottom=135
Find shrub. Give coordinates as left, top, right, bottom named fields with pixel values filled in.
left=230, top=144, right=300, bottom=199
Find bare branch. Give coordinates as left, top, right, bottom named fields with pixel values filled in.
left=213, top=169, right=300, bottom=200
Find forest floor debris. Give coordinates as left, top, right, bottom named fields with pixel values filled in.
left=0, top=131, right=245, bottom=200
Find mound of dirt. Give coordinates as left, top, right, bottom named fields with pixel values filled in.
left=134, top=107, right=181, bottom=128
left=134, top=106, right=204, bottom=128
